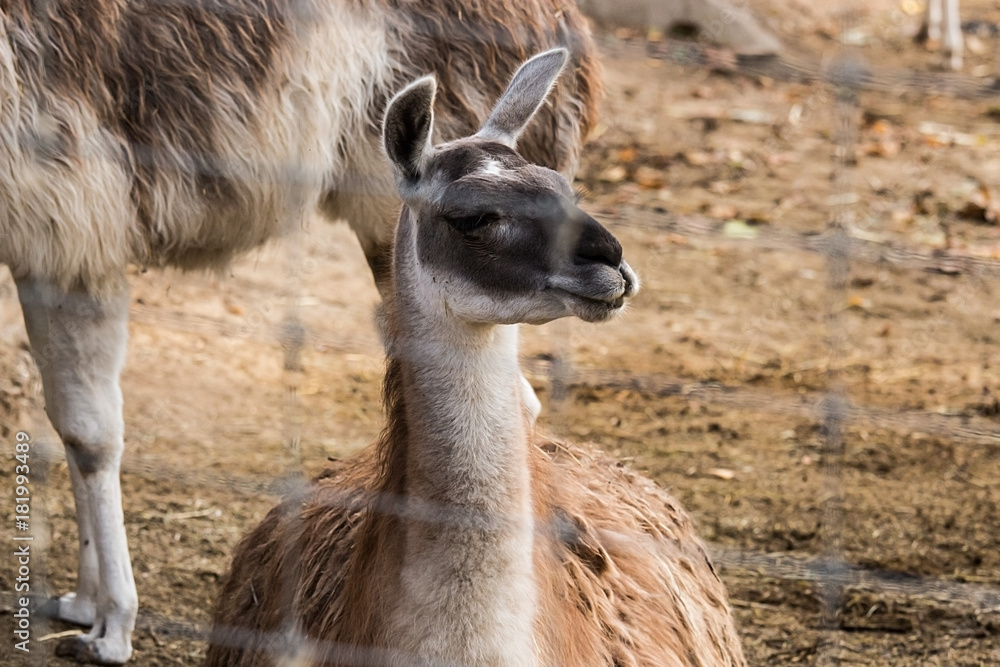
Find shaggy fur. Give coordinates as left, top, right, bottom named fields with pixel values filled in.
left=207, top=53, right=743, bottom=664
left=207, top=361, right=745, bottom=666
left=0, top=0, right=599, bottom=294
left=2, top=4, right=600, bottom=662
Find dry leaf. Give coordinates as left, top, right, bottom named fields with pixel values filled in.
left=706, top=468, right=736, bottom=480
left=869, top=119, right=892, bottom=135
left=634, top=166, right=667, bottom=189
left=965, top=35, right=987, bottom=55
left=666, top=102, right=726, bottom=121
left=684, top=150, right=716, bottom=166
left=891, top=207, right=915, bottom=226
left=693, top=85, right=716, bottom=100
left=859, top=139, right=900, bottom=158
left=708, top=203, right=739, bottom=220
left=729, top=108, right=775, bottom=124
left=722, top=220, right=758, bottom=239
left=766, top=152, right=797, bottom=167
left=598, top=165, right=627, bottom=183
left=847, top=295, right=872, bottom=310
left=966, top=243, right=1000, bottom=259
left=617, top=146, right=638, bottom=163
left=923, top=135, right=948, bottom=149
left=958, top=183, right=1000, bottom=224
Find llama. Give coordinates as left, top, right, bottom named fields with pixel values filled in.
left=922, top=0, right=963, bottom=69
left=1, top=2, right=600, bottom=663
left=206, top=49, right=746, bottom=667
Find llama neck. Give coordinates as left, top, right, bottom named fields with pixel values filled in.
left=382, top=263, right=538, bottom=666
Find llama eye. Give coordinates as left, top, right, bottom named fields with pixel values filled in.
left=445, top=212, right=501, bottom=233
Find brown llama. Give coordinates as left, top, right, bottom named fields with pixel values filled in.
left=207, top=49, right=746, bottom=667
left=1, top=1, right=599, bottom=662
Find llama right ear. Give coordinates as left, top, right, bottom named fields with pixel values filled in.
left=476, top=48, right=569, bottom=148
left=383, top=76, right=437, bottom=183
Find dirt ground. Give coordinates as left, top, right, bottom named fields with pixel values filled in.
left=2, top=1, right=1000, bottom=664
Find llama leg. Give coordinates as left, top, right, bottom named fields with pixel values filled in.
left=16, top=278, right=136, bottom=665
left=353, top=233, right=395, bottom=300
left=51, top=453, right=101, bottom=625
left=18, top=284, right=99, bottom=627
left=320, top=172, right=398, bottom=299
left=944, top=0, right=963, bottom=69
left=927, top=0, right=943, bottom=43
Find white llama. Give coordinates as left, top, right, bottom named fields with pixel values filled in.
left=0, top=1, right=601, bottom=663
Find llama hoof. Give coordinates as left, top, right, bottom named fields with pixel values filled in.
left=55, top=636, right=88, bottom=659
left=37, top=592, right=96, bottom=626
left=55, top=634, right=131, bottom=665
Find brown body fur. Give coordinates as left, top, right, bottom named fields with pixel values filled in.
left=207, top=360, right=746, bottom=666
left=208, top=77, right=744, bottom=659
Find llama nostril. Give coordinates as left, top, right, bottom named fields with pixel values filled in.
left=619, top=263, right=639, bottom=297
left=576, top=247, right=621, bottom=267
left=573, top=217, right=622, bottom=268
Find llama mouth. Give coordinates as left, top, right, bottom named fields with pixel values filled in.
left=553, top=288, right=627, bottom=321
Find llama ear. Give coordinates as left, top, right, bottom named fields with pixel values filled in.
left=476, top=48, right=569, bottom=148
left=383, top=76, right=437, bottom=183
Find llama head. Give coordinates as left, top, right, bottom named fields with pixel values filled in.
left=383, top=48, right=639, bottom=326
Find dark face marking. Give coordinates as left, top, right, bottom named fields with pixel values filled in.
left=413, top=142, right=623, bottom=302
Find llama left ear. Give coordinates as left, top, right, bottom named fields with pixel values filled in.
left=383, top=76, right=437, bottom=183
left=476, top=48, right=569, bottom=148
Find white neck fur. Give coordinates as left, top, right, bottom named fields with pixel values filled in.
left=384, top=215, right=538, bottom=666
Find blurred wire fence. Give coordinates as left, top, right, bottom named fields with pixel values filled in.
left=2, top=0, right=1000, bottom=665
